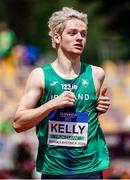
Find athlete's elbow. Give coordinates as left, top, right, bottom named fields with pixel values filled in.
left=13, top=121, right=22, bottom=133
left=13, top=117, right=25, bottom=133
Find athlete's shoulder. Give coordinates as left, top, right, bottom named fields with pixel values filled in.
left=30, top=67, right=44, bottom=77
left=91, top=65, right=105, bottom=81
left=27, top=67, right=44, bottom=88
left=30, top=63, right=51, bottom=79
left=92, top=65, right=105, bottom=75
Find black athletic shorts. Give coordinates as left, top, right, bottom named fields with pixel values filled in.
left=41, top=171, right=103, bottom=179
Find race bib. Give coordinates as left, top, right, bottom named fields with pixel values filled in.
left=47, top=110, right=88, bottom=147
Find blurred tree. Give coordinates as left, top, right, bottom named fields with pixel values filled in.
left=3, top=0, right=34, bottom=43
left=0, top=1, right=6, bottom=21
left=99, top=0, right=130, bottom=61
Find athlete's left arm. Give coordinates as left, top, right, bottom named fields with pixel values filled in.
left=92, top=66, right=110, bottom=115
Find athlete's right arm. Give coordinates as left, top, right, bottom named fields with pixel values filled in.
left=13, top=68, right=75, bottom=133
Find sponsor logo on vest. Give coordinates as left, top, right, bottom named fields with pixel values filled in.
left=50, top=82, right=58, bottom=86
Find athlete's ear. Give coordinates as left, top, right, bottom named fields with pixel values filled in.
left=53, top=32, right=61, bottom=45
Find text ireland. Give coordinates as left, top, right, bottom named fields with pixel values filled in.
left=51, top=94, right=89, bottom=101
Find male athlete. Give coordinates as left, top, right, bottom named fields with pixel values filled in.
left=13, top=7, right=110, bottom=179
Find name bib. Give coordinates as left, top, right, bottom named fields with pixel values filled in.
left=47, top=110, right=88, bottom=147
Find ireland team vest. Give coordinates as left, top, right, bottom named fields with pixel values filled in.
left=36, top=63, right=110, bottom=175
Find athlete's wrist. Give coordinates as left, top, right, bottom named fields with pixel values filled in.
left=46, top=100, right=57, bottom=112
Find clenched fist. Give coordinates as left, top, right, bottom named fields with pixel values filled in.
left=96, top=88, right=110, bottom=115
left=50, top=91, right=76, bottom=110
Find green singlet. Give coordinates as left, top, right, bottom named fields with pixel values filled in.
left=36, top=63, right=110, bottom=175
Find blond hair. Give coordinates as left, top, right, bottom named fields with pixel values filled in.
left=48, top=7, right=88, bottom=48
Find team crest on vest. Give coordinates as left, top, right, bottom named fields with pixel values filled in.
left=82, top=79, right=89, bottom=87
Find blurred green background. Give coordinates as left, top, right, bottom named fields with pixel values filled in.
left=0, top=0, right=130, bottom=64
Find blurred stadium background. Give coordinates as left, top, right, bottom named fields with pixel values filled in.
left=0, top=0, right=130, bottom=179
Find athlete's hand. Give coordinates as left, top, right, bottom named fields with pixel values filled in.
left=96, top=88, right=110, bottom=115
left=50, top=91, right=76, bottom=110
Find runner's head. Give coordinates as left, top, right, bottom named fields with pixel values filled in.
left=48, top=7, right=88, bottom=48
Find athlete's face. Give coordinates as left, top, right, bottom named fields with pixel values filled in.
left=57, top=18, right=87, bottom=55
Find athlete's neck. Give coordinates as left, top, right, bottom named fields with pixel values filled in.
left=52, top=55, right=81, bottom=79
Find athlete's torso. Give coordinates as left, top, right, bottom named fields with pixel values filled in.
left=36, top=63, right=109, bottom=175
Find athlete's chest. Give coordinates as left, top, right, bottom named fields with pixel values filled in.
left=47, top=77, right=96, bottom=106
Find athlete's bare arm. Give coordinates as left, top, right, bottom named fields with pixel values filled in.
left=92, top=66, right=110, bottom=114
left=13, top=68, right=76, bottom=133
